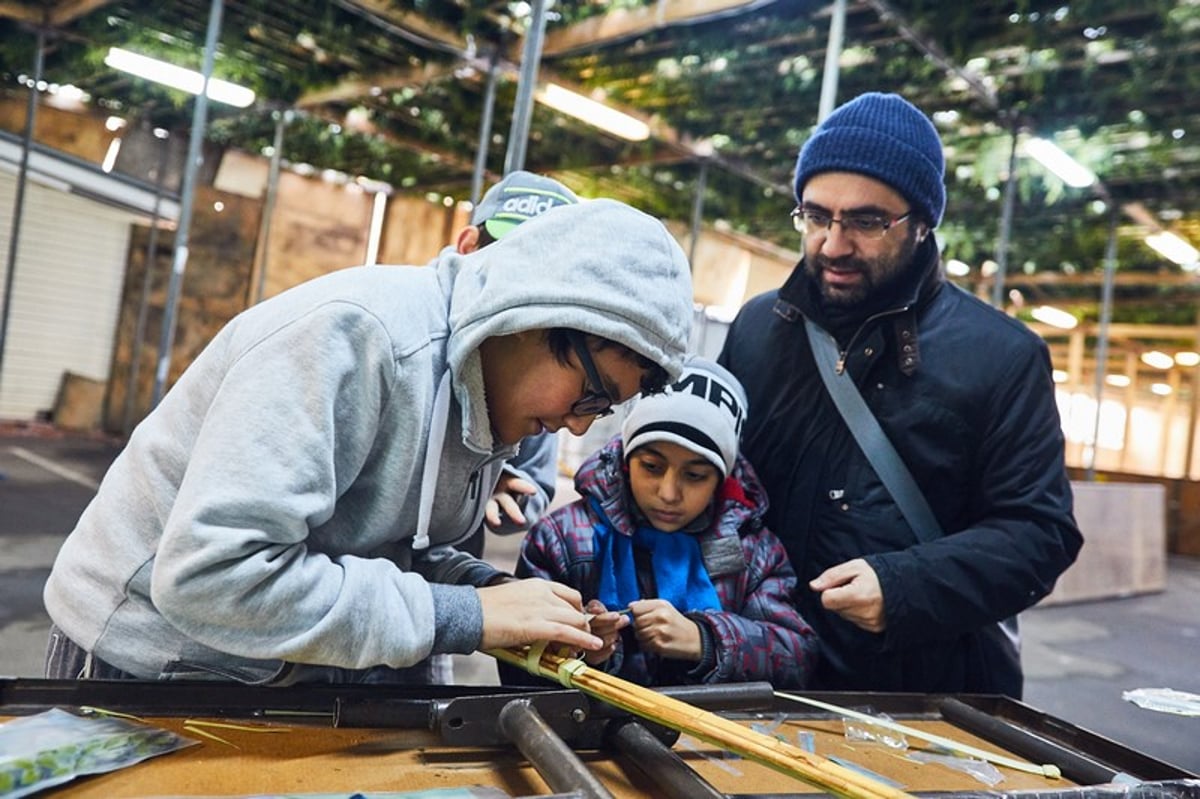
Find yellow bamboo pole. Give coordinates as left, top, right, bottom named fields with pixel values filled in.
left=490, top=645, right=914, bottom=799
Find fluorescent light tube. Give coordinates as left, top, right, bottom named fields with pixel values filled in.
left=105, top=47, right=255, bottom=108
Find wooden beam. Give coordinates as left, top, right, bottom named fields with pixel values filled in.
left=49, top=0, right=116, bottom=26
left=338, top=0, right=469, bottom=53
left=540, top=0, right=766, bottom=57
left=295, top=61, right=457, bottom=108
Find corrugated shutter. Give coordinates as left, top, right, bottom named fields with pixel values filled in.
left=0, top=170, right=135, bottom=420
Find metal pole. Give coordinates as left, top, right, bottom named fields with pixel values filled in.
left=0, top=28, right=44, bottom=400
left=151, top=0, right=224, bottom=407
left=817, top=0, right=847, bottom=122
left=991, top=122, right=1020, bottom=309
left=252, top=109, right=289, bottom=304
left=472, top=49, right=501, bottom=204
left=606, top=719, right=725, bottom=799
left=503, top=0, right=548, bottom=174
left=687, top=159, right=708, bottom=269
left=122, top=128, right=171, bottom=435
left=497, top=699, right=614, bottom=799
left=1086, top=209, right=1119, bottom=480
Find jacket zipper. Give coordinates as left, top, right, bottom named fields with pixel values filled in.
left=834, top=303, right=912, bottom=375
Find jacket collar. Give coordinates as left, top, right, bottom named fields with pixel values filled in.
left=774, top=237, right=944, bottom=376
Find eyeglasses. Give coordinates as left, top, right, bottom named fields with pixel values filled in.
left=568, top=332, right=615, bottom=418
left=791, top=205, right=911, bottom=240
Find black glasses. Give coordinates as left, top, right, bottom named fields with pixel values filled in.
left=791, top=205, right=911, bottom=240
left=567, top=332, right=615, bottom=418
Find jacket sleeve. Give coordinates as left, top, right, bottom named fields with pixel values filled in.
left=411, top=545, right=510, bottom=587
left=149, top=303, right=481, bottom=670
left=869, top=338, right=1083, bottom=650
left=692, top=526, right=818, bottom=688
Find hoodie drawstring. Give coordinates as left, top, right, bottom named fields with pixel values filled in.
left=413, top=371, right=452, bottom=551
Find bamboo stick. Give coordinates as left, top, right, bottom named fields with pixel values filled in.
left=490, top=645, right=915, bottom=799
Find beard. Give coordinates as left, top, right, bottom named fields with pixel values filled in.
left=805, top=226, right=922, bottom=308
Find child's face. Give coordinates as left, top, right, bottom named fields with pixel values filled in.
left=628, top=441, right=721, bottom=532
left=480, top=331, right=648, bottom=446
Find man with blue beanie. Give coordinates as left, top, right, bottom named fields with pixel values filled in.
left=718, top=92, right=1081, bottom=697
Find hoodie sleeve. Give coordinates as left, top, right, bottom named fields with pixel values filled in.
left=149, top=302, right=481, bottom=669
left=691, top=525, right=818, bottom=688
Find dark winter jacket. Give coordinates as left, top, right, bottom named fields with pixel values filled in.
left=502, top=436, right=818, bottom=688
left=718, top=239, right=1081, bottom=698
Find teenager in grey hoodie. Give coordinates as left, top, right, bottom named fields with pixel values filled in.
left=43, top=198, right=693, bottom=684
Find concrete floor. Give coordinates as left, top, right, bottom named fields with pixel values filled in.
left=2, top=428, right=1197, bottom=775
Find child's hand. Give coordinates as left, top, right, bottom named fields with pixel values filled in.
left=484, top=475, right=538, bottom=529
left=582, top=599, right=629, bottom=665
left=629, top=598, right=702, bottom=661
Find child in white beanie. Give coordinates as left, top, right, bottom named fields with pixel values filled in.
left=502, top=357, right=817, bottom=688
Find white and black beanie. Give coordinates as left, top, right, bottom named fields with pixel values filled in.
left=621, top=356, right=747, bottom=477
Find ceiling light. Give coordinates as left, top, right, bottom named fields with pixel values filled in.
left=104, top=47, right=255, bottom=108
left=1025, top=137, right=1096, bottom=188
left=1144, top=231, right=1200, bottom=268
left=1105, top=374, right=1131, bottom=387
left=1151, top=382, right=1172, bottom=396
left=1141, top=350, right=1174, bottom=370
left=945, top=259, right=970, bottom=277
left=535, top=83, right=650, bottom=142
left=1052, top=369, right=1069, bottom=383
left=1030, top=305, right=1078, bottom=329
left=1175, top=351, right=1200, bottom=367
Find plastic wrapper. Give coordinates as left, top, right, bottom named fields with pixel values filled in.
left=1121, top=688, right=1200, bottom=716
left=842, top=705, right=908, bottom=750
left=908, top=749, right=1005, bottom=786
left=0, top=707, right=195, bottom=797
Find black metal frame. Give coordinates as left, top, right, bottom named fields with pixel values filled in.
left=2, top=678, right=1196, bottom=798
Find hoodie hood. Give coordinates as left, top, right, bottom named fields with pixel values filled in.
left=439, top=198, right=694, bottom=449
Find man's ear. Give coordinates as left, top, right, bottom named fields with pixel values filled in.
left=455, top=225, right=482, bottom=254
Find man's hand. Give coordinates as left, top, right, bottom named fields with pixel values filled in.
left=477, top=578, right=601, bottom=651
left=582, top=599, right=630, bottom=665
left=809, top=558, right=887, bottom=633
left=629, top=598, right=702, bottom=661
left=484, top=474, right=538, bottom=530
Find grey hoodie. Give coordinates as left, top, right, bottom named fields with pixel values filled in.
left=43, top=198, right=693, bottom=682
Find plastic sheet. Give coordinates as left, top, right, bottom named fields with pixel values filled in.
left=0, top=707, right=195, bottom=797
left=1122, top=688, right=1200, bottom=717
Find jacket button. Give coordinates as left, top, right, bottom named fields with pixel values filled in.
left=864, top=347, right=874, bottom=356
left=840, top=503, right=850, bottom=511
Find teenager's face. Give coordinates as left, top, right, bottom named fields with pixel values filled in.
left=480, top=331, right=648, bottom=446
left=800, top=172, right=925, bottom=307
left=627, top=441, right=721, bottom=533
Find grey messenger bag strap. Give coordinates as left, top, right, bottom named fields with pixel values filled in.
left=803, top=316, right=943, bottom=543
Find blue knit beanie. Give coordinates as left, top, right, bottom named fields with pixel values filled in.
left=794, top=92, right=946, bottom=228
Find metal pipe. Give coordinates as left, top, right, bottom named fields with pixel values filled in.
left=991, top=121, right=1019, bottom=309
left=252, top=109, right=289, bottom=304
left=606, top=719, right=725, bottom=799
left=472, top=49, right=501, bottom=205
left=503, top=0, right=548, bottom=174
left=817, top=0, right=847, bottom=122
left=122, top=128, right=171, bottom=435
left=688, top=159, right=708, bottom=270
left=1086, top=209, right=1119, bottom=480
left=497, top=698, right=614, bottom=799
left=0, top=27, right=44, bottom=401
left=151, top=0, right=224, bottom=407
